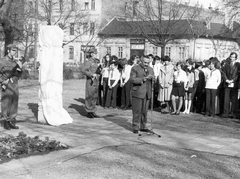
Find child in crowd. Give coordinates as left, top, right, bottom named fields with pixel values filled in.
left=105, top=60, right=120, bottom=108
left=205, top=57, right=221, bottom=117
left=171, top=62, right=188, bottom=115
left=183, top=59, right=195, bottom=114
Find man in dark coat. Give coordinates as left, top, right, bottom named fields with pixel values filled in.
left=130, top=55, right=154, bottom=134
left=222, top=52, right=239, bottom=118
left=0, top=44, right=23, bottom=130
left=81, top=52, right=101, bottom=118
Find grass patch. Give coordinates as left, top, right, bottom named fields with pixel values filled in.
left=0, top=132, right=68, bottom=164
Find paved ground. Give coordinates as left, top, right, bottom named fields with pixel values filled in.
left=1, top=79, right=240, bottom=178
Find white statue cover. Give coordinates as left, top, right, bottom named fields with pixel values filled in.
left=38, top=25, right=73, bottom=126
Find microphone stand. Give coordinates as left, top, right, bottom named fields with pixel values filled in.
left=149, top=78, right=161, bottom=137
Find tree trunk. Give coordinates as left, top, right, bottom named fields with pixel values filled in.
left=161, top=46, right=165, bottom=58
left=3, top=25, right=14, bottom=55
left=0, top=0, right=14, bottom=55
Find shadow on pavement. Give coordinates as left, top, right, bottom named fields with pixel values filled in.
left=28, top=103, right=38, bottom=118
left=74, top=98, right=85, bottom=104
left=103, top=115, right=132, bottom=132
left=69, top=103, right=89, bottom=117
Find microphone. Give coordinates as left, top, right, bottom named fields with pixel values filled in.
left=144, top=68, right=148, bottom=73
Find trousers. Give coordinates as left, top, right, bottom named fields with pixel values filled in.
left=1, top=82, right=19, bottom=121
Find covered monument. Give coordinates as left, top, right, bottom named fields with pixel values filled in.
left=38, top=26, right=73, bottom=126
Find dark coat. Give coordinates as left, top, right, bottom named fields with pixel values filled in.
left=130, top=64, right=154, bottom=99
left=222, top=62, right=239, bottom=88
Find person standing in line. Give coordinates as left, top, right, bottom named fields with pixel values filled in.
left=0, top=44, right=23, bottom=130
left=148, top=54, right=154, bottom=68
left=222, top=52, right=239, bottom=118
left=218, top=60, right=227, bottom=116
left=192, top=62, right=205, bottom=113
left=120, top=58, right=132, bottom=110
left=130, top=56, right=154, bottom=134
left=171, top=62, right=188, bottom=115
left=201, top=60, right=211, bottom=114
left=205, top=57, right=221, bottom=117
left=81, top=51, right=101, bottom=118
left=153, top=56, right=162, bottom=108
left=105, top=60, right=120, bottom=108
left=157, top=56, right=174, bottom=114
left=183, top=68, right=195, bottom=114
left=100, top=54, right=111, bottom=108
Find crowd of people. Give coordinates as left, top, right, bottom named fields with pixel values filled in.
left=82, top=51, right=240, bottom=133
left=86, top=52, right=240, bottom=117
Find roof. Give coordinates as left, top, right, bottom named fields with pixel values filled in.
left=98, top=18, right=234, bottom=39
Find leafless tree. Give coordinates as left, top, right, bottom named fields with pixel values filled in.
left=0, top=0, right=25, bottom=55
left=122, top=0, right=206, bottom=57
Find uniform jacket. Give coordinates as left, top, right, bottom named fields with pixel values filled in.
left=0, top=55, right=22, bottom=85
left=130, top=64, right=154, bottom=99
left=81, top=58, right=101, bottom=86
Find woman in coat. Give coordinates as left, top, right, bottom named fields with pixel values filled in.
left=157, top=56, right=174, bottom=113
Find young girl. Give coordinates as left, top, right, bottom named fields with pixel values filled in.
left=105, top=60, right=120, bottom=108
left=101, top=54, right=111, bottom=107
left=171, top=62, right=187, bottom=115
left=183, top=59, right=195, bottom=114
left=205, top=57, right=221, bottom=117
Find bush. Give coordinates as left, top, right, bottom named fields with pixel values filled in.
left=63, top=65, right=85, bottom=80
left=0, top=132, right=68, bottom=163
left=63, top=67, right=74, bottom=79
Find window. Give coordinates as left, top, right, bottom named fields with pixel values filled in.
left=124, top=2, right=128, bottom=11
left=70, top=23, right=75, bottom=35
left=84, top=2, right=89, bottom=10
left=106, top=47, right=111, bottom=55
left=83, top=23, right=88, bottom=35
left=69, top=46, right=74, bottom=59
left=165, top=47, right=171, bottom=57
left=153, top=46, right=158, bottom=56
left=28, top=23, right=33, bottom=32
left=29, top=47, right=34, bottom=58
left=179, top=47, right=186, bottom=60
left=91, top=0, right=95, bottom=10
left=59, top=0, right=63, bottom=11
left=71, top=0, right=75, bottom=11
left=206, top=22, right=211, bottom=29
left=133, top=1, right=139, bottom=16
left=90, top=22, right=95, bottom=35
left=29, top=1, right=33, bottom=9
left=118, top=47, right=123, bottom=58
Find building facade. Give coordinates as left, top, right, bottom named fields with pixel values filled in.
left=7, top=0, right=239, bottom=64
left=98, top=18, right=240, bottom=62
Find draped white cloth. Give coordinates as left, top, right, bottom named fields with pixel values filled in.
left=38, top=25, right=73, bottom=126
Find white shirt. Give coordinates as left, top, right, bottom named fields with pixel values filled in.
left=121, top=64, right=132, bottom=83
left=205, top=69, right=221, bottom=89
left=201, top=67, right=211, bottom=82
left=102, top=67, right=110, bottom=78
left=153, top=62, right=162, bottom=78
left=108, top=67, right=120, bottom=87
left=174, top=69, right=188, bottom=85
